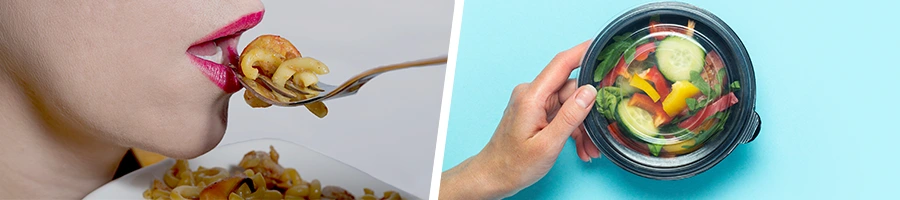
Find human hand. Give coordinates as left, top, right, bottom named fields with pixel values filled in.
left=440, top=41, right=601, bottom=200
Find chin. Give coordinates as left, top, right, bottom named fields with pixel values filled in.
left=148, top=96, right=231, bottom=160
left=161, top=119, right=227, bottom=159
left=172, top=130, right=225, bottom=159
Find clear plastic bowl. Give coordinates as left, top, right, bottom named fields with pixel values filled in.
left=577, top=1, right=761, bottom=180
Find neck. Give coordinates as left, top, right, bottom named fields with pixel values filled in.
left=0, top=72, right=127, bottom=199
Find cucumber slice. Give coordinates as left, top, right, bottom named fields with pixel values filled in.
left=617, top=99, right=659, bottom=138
left=656, top=36, right=705, bottom=81
left=616, top=76, right=639, bottom=95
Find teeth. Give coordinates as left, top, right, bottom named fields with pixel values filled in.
left=188, top=35, right=239, bottom=65
left=196, top=43, right=225, bottom=64
left=217, top=36, right=240, bottom=65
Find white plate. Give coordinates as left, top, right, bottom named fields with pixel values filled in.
left=84, top=138, right=421, bottom=199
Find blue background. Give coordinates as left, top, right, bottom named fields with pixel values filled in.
left=442, top=0, right=899, bottom=199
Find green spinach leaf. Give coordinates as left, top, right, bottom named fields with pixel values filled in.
left=593, top=33, right=635, bottom=82
left=695, top=111, right=729, bottom=143
left=648, top=143, right=662, bottom=157
left=623, top=46, right=636, bottom=65
left=730, top=81, right=741, bottom=91
left=595, top=86, right=624, bottom=119
left=685, top=98, right=700, bottom=112
left=690, top=71, right=711, bottom=97
left=716, top=68, right=727, bottom=84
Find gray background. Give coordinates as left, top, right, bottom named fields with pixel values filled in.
left=220, top=0, right=453, bottom=198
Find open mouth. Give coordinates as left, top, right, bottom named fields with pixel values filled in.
left=188, top=34, right=241, bottom=68
left=187, top=34, right=244, bottom=94
left=188, top=11, right=264, bottom=94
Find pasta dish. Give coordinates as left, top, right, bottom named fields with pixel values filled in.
left=239, top=35, right=330, bottom=118
left=143, top=146, right=404, bottom=200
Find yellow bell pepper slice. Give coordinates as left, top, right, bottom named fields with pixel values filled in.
left=628, top=73, right=660, bottom=102
left=662, top=139, right=699, bottom=155
left=661, top=81, right=700, bottom=116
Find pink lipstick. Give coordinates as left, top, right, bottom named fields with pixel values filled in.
left=187, top=11, right=264, bottom=93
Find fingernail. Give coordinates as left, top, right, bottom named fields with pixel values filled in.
left=575, top=85, right=597, bottom=109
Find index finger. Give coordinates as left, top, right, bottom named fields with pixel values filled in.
left=531, top=40, right=592, bottom=96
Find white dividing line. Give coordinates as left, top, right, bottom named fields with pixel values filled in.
left=428, top=0, right=464, bottom=199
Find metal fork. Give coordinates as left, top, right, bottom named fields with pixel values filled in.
left=229, top=56, right=448, bottom=107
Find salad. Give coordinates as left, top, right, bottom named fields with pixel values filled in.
left=593, top=16, right=741, bottom=157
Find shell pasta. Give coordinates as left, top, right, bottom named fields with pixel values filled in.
left=239, top=35, right=330, bottom=118
left=143, top=146, right=405, bottom=200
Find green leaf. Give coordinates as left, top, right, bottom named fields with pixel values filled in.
left=593, top=33, right=635, bottom=82
left=593, top=55, right=618, bottom=82
left=694, top=130, right=713, bottom=144
left=704, top=111, right=727, bottom=123
left=710, top=68, right=726, bottom=97
left=595, top=87, right=624, bottom=119
left=686, top=98, right=698, bottom=110
left=593, top=62, right=608, bottom=82
left=648, top=143, right=662, bottom=157
left=690, top=71, right=711, bottom=97
left=686, top=97, right=711, bottom=116
left=650, top=15, right=661, bottom=22
left=658, top=124, right=681, bottom=133
left=730, top=81, right=741, bottom=91
left=716, top=68, right=727, bottom=84
left=623, top=45, right=636, bottom=65
left=597, top=46, right=614, bottom=61
left=593, top=53, right=615, bottom=81
left=712, top=84, right=722, bottom=98
left=694, top=111, right=730, bottom=143
left=685, top=98, right=700, bottom=111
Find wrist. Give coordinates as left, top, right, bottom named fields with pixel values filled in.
left=440, top=154, right=515, bottom=200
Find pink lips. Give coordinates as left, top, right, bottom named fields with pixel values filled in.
left=188, top=11, right=264, bottom=93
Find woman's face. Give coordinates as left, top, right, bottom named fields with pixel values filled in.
left=0, top=1, right=264, bottom=158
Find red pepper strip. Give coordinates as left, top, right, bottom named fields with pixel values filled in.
left=608, top=123, right=627, bottom=145
left=639, top=67, right=670, bottom=101
left=628, top=94, right=672, bottom=126
left=634, top=42, right=656, bottom=61
left=649, top=21, right=666, bottom=40
left=608, top=123, right=650, bottom=155
left=678, top=92, right=739, bottom=130
left=599, top=57, right=629, bottom=87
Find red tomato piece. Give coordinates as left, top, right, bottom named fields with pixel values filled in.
left=634, top=42, right=656, bottom=61
left=599, top=57, right=629, bottom=87
left=678, top=92, right=739, bottom=130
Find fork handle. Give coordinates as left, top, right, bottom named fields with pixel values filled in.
left=348, top=55, right=448, bottom=83
left=331, top=55, right=447, bottom=95
left=367, top=56, right=448, bottom=73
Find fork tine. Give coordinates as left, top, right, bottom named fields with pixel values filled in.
left=308, top=84, right=325, bottom=92
left=283, top=82, right=312, bottom=95
left=256, top=76, right=298, bottom=99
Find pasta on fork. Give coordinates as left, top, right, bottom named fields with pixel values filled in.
left=238, top=35, right=330, bottom=118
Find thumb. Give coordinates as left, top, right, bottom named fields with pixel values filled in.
left=540, top=84, right=597, bottom=144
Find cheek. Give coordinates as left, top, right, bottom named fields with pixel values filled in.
left=29, top=34, right=230, bottom=158
left=49, top=61, right=228, bottom=156
left=1, top=0, right=260, bottom=158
